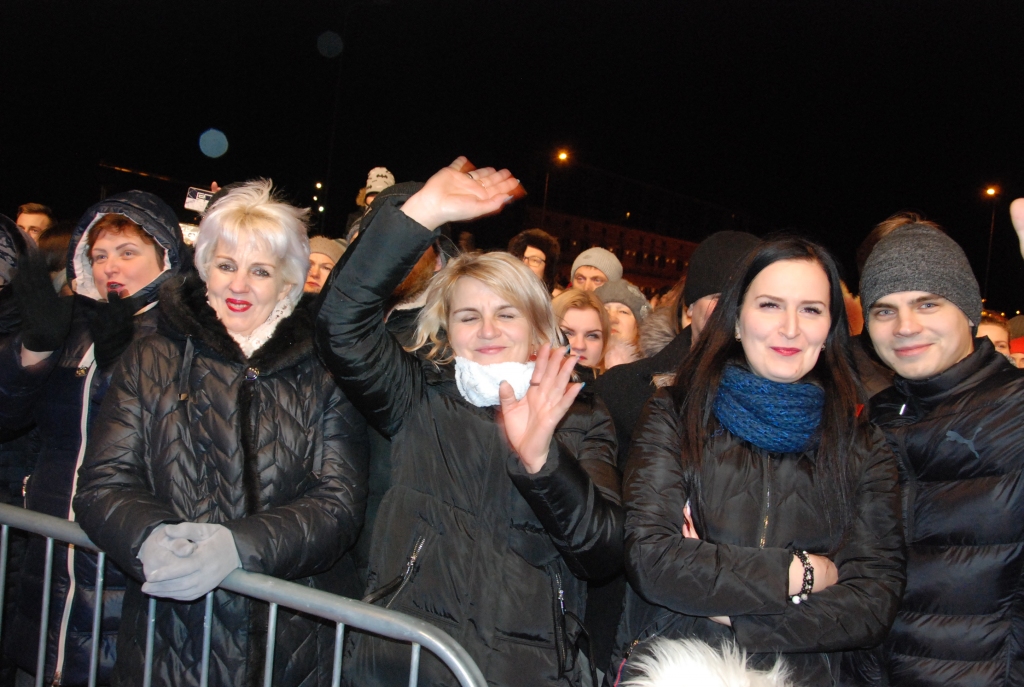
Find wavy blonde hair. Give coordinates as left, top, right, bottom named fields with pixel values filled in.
left=412, top=251, right=560, bottom=364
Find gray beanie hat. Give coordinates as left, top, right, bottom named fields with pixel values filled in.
left=309, top=236, right=345, bottom=264
left=571, top=247, right=622, bottom=282
left=860, top=223, right=982, bottom=327
left=596, top=279, right=650, bottom=322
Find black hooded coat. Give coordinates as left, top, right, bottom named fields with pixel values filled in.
left=0, top=192, right=184, bottom=685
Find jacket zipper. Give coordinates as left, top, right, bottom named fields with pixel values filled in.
left=552, top=571, right=568, bottom=677
left=54, top=346, right=97, bottom=686
left=384, top=536, right=426, bottom=610
left=759, top=456, right=773, bottom=549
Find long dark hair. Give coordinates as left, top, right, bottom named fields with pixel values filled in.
left=675, top=236, right=862, bottom=541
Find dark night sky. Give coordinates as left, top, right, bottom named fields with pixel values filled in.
left=4, top=0, right=1023, bottom=310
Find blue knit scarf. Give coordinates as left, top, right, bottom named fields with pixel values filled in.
left=712, top=363, right=825, bottom=453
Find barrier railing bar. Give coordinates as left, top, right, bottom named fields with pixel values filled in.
left=88, top=550, right=106, bottom=687
left=0, top=524, right=8, bottom=642
left=0, top=504, right=487, bottom=687
left=332, top=622, right=344, bottom=687
left=143, top=596, right=156, bottom=687
left=408, top=643, right=421, bottom=687
left=263, top=602, right=279, bottom=687
left=200, top=592, right=214, bottom=687
left=35, top=537, right=54, bottom=687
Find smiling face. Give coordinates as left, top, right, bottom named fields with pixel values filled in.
left=304, top=252, right=335, bottom=293
left=447, top=276, right=534, bottom=364
left=736, top=259, right=832, bottom=383
left=604, top=301, right=638, bottom=345
left=867, top=291, right=974, bottom=380
left=560, top=307, right=604, bottom=368
left=89, top=229, right=164, bottom=299
left=205, top=239, right=293, bottom=338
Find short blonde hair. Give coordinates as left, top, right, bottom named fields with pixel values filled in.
left=195, top=179, right=310, bottom=303
left=412, top=251, right=560, bottom=363
left=552, top=288, right=611, bottom=354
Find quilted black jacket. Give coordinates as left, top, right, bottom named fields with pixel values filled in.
left=0, top=191, right=184, bottom=686
left=610, top=385, right=906, bottom=686
left=843, top=339, right=1024, bottom=686
left=73, top=274, right=369, bottom=687
left=315, top=189, right=623, bottom=687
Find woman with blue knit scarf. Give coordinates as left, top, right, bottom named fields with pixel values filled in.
left=607, top=238, right=906, bottom=686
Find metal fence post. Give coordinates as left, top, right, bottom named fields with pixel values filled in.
left=34, top=537, right=54, bottom=687
left=87, top=550, right=105, bottom=687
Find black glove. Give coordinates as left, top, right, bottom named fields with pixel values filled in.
left=12, top=251, right=73, bottom=353
left=86, top=291, right=145, bottom=368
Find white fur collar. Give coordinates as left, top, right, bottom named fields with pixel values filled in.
left=222, top=298, right=295, bottom=358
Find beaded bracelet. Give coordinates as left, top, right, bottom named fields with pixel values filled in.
left=791, top=550, right=813, bottom=604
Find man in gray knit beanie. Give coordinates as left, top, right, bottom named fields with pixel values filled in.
left=847, top=225, right=1024, bottom=684
left=860, top=223, right=981, bottom=381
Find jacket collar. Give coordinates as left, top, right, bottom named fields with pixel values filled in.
left=893, top=337, right=1005, bottom=405
left=158, top=273, right=315, bottom=374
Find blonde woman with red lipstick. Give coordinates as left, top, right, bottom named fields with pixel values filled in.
left=0, top=192, right=185, bottom=685
left=73, top=180, right=369, bottom=687
left=316, top=159, right=622, bottom=687
left=610, top=238, right=906, bottom=686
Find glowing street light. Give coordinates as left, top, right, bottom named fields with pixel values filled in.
left=983, top=185, right=1000, bottom=299
left=557, top=150, right=569, bottom=162
left=315, top=182, right=323, bottom=189
left=318, top=206, right=325, bottom=212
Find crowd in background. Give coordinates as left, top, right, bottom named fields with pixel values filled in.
left=1, top=160, right=1023, bottom=687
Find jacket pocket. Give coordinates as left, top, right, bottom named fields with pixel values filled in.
left=362, top=535, right=426, bottom=609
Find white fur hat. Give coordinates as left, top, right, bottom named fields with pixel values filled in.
left=622, top=639, right=793, bottom=687
left=365, top=167, right=396, bottom=195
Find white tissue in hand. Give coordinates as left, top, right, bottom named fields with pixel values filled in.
left=454, top=357, right=535, bottom=407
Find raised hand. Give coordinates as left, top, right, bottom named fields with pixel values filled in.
left=497, top=343, right=583, bottom=473
left=400, top=156, right=522, bottom=231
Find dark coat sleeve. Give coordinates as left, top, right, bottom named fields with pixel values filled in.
left=624, top=389, right=793, bottom=617
left=314, top=188, right=437, bottom=438
left=0, top=333, right=58, bottom=429
left=224, top=370, right=370, bottom=579
left=73, top=339, right=182, bottom=582
left=508, top=392, right=624, bottom=581
left=730, top=425, right=906, bottom=653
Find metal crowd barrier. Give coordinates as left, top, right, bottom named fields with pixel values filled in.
left=0, top=503, right=486, bottom=687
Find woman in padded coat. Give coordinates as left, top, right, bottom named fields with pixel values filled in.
left=608, top=238, right=906, bottom=686
left=73, top=181, right=369, bottom=687
left=315, top=159, right=623, bottom=687
left=0, top=192, right=184, bottom=685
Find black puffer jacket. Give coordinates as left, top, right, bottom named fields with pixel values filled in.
left=611, top=385, right=906, bottom=686
left=0, top=192, right=184, bottom=685
left=315, top=189, right=623, bottom=687
left=843, top=339, right=1024, bottom=686
left=73, top=274, right=369, bottom=687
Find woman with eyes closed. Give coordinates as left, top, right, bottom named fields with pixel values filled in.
left=609, top=238, right=905, bottom=686
left=73, top=180, right=369, bottom=687
left=316, top=158, right=622, bottom=687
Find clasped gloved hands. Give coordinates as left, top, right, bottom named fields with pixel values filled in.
left=12, top=250, right=73, bottom=353
left=138, top=523, right=241, bottom=601
left=84, top=290, right=147, bottom=368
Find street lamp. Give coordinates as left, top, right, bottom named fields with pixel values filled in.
left=541, top=150, right=570, bottom=229
left=984, top=186, right=1000, bottom=300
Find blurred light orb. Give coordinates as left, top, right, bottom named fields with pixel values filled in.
left=317, top=31, right=344, bottom=58
left=199, top=129, right=229, bottom=158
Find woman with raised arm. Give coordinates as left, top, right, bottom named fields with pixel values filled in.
left=316, top=159, right=622, bottom=687
left=73, top=180, right=369, bottom=687
left=609, top=238, right=905, bottom=686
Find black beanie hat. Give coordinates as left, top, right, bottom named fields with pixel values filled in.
left=859, top=223, right=982, bottom=328
left=683, top=231, right=761, bottom=306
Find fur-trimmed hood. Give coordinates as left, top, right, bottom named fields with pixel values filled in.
left=639, top=305, right=682, bottom=359
left=158, top=272, right=315, bottom=370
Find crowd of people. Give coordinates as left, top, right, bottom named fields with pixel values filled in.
left=0, top=159, right=1022, bottom=687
